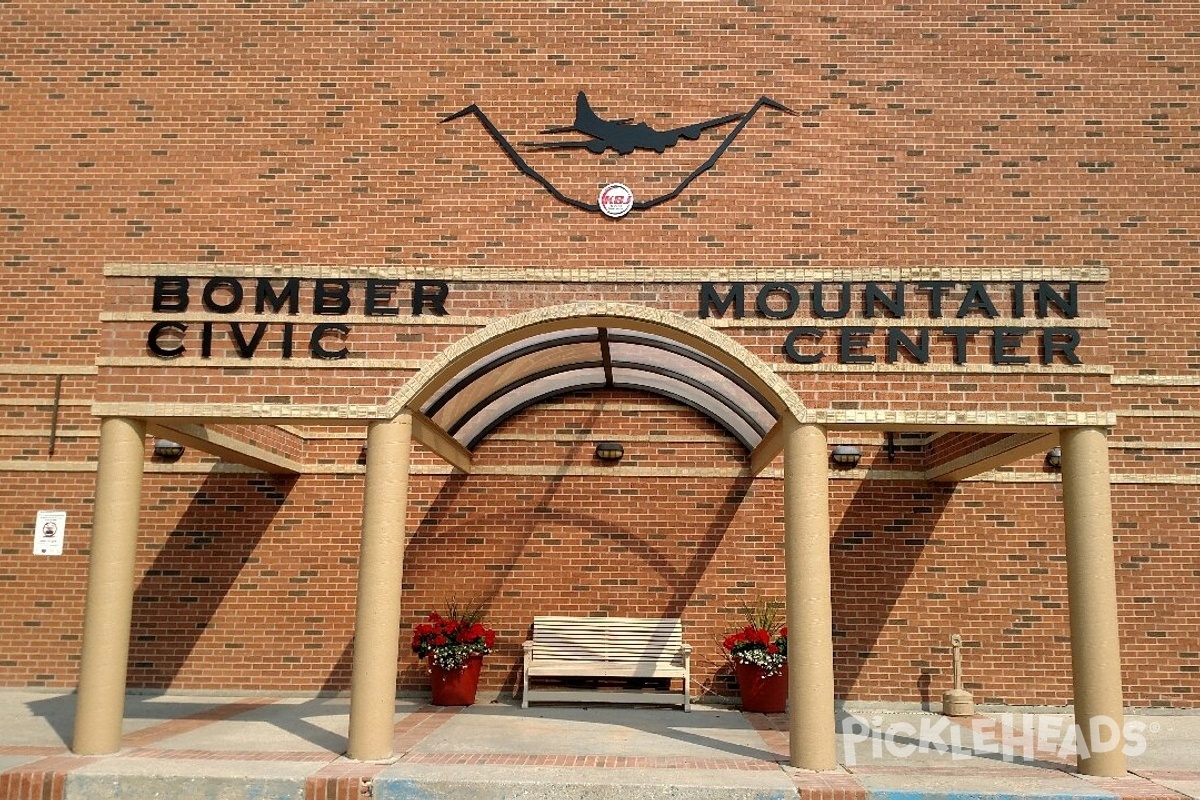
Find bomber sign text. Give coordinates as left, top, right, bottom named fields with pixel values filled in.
left=146, top=276, right=449, bottom=360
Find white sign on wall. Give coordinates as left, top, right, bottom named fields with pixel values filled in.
left=34, top=511, right=66, bottom=556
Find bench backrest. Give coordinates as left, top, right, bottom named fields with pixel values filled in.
left=530, top=616, right=685, bottom=665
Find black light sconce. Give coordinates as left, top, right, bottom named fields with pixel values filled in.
left=830, top=444, right=862, bottom=468
left=595, top=441, right=624, bottom=461
left=153, top=439, right=185, bottom=460
left=1045, top=447, right=1062, bottom=469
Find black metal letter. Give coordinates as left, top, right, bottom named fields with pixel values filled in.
left=152, top=277, right=189, bottom=312
left=864, top=282, right=905, bottom=318
left=412, top=280, right=449, bottom=316
left=1042, top=328, right=1082, bottom=365
left=991, top=327, right=1030, bottom=365
left=917, top=281, right=957, bottom=318
left=230, top=323, right=269, bottom=358
left=886, top=328, right=930, bottom=364
left=699, top=283, right=745, bottom=319
left=310, top=323, right=350, bottom=359
left=255, top=278, right=300, bottom=314
left=812, top=282, right=851, bottom=320
left=783, top=327, right=824, bottom=364
left=956, top=282, right=999, bottom=319
left=202, top=277, right=244, bottom=314
left=313, top=279, right=351, bottom=315
left=147, top=321, right=187, bottom=358
left=941, top=327, right=980, bottom=364
left=1036, top=282, right=1078, bottom=318
left=839, top=327, right=876, bottom=364
left=757, top=283, right=801, bottom=320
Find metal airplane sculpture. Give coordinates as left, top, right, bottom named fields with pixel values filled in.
left=441, top=92, right=795, bottom=214
left=523, top=91, right=748, bottom=155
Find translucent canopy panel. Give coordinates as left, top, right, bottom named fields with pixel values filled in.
left=420, top=327, right=779, bottom=451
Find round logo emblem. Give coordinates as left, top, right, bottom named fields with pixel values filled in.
left=598, top=183, right=634, bottom=218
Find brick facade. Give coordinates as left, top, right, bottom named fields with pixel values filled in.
left=1, top=2, right=1196, bottom=708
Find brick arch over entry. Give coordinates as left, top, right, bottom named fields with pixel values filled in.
left=385, top=302, right=810, bottom=454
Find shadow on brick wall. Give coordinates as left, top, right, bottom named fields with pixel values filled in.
left=128, top=473, right=297, bottom=688
left=831, top=481, right=954, bottom=706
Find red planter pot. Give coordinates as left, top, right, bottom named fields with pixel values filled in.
left=428, top=653, right=484, bottom=706
left=734, top=662, right=788, bottom=713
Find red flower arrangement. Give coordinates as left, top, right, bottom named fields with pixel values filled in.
left=721, top=600, right=788, bottom=677
left=411, top=601, right=496, bottom=671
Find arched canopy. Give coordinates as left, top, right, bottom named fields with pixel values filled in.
left=389, top=302, right=809, bottom=453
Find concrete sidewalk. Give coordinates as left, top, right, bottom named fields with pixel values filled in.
left=1, top=689, right=1197, bottom=799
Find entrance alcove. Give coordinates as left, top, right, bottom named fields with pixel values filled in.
left=399, top=384, right=779, bottom=700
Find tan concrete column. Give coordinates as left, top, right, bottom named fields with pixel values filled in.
left=1060, top=426, right=1127, bottom=777
left=783, top=419, right=837, bottom=771
left=347, top=412, right=413, bottom=761
left=72, top=417, right=146, bottom=755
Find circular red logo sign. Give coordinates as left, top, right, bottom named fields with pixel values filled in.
left=599, top=183, right=634, bottom=218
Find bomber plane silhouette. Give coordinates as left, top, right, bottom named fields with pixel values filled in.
left=521, top=91, right=756, bottom=155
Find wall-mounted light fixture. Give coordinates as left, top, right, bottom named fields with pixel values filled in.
left=153, top=439, right=185, bottom=460
left=830, top=444, right=862, bottom=468
left=1045, top=447, right=1062, bottom=469
left=595, top=441, right=624, bottom=461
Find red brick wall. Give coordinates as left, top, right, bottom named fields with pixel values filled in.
left=0, top=1, right=1196, bottom=707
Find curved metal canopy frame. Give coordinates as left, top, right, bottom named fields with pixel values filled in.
left=419, top=326, right=780, bottom=452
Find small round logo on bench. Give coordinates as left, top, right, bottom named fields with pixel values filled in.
left=599, top=183, right=634, bottom=218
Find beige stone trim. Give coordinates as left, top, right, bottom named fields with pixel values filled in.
left=779, top=363, right=1113, bottom=375
left=0, top=398, right=90, bottom=407
left=1109, top=440, right=1200, bottom=450
left=100, top=311, right=491, bottom=327
left=1107, top=473, right=1200, bottom=485
left=0, top=428, right=99, bottom=438
left=102, top=311, right=1109, bottom=329
left=4, top=459, right=1194, bottom=485
left=814, top=410, right=1116, bottom=430
left=95, top=355, right=1114, bottom=375
left=707, top=316, right=1109, bottom=329
left=1118, top=410, right=1200, bottom=418
left=91, top=402, right=387, bottom=423
left=0, top=460, right=101, bottom=472
left=0, top=364, right=98, bottom=375
left=96, top=357, right=423, bottom=370
left=1112, top=374, right=1200, bottom=386
left=105, top=262, right=1111, bottom=283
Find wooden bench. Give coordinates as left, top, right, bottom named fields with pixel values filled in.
left=521, top=616, right=691, bottom=711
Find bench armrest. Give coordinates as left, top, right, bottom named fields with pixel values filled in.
left=680, top=643, right=693, bottom=654
left=522, top=640, right=534, bottom=652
